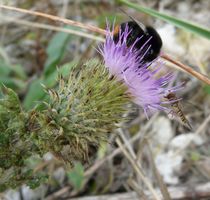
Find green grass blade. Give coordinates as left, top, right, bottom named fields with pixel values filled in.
left=119, top=0, right=210, bottom=40
left=44, top=29, right=71, bottom=76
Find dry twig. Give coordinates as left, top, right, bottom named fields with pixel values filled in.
left=116, top=138, right=161, bottom=200
left=0, top=5, right=106, bottom=35
left=146, top=141, right=171, bottom=200
left=85, top=114, right=158, bottom=177
left=1, top=15, right=104, bottom=41
left=68, top=182, right=210, bottom=200
left=161, top=53, right=210, bottom=85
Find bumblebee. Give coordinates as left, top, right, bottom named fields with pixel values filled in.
left=113, top=20, right=162, bottom=62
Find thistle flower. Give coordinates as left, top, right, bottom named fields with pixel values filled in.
left=100, top=23, right=178, bottom=117
left=99, top=24, right=142, bottom=79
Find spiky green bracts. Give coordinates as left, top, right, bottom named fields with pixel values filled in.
left=0, top=60, right=129, bottom=190
left=34, top=60, right=128, bottom=164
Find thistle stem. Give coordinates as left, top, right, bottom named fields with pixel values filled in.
left=161, top=53, right=210, bottom=85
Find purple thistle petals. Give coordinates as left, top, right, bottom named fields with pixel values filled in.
left=125, top=69, right=165, bottom=112
left=99, top=23, right=140, bottom=79
left=100, top=23, right=181, bottom=117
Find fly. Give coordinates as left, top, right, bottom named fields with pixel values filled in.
left=165, top=92, right=192, bottom=130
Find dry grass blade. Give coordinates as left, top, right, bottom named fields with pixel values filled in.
left=118, top=128, right=136, bottom=159
left=85, top=114, right=158, bottom=177
left=127, top=179, right=148, bottom=200
left=116, top=138, right=161, bottom=200
left=46, top=186, right=69, bottom=200
left=195, top=113, right=210, bottom=134
left=63, top=182, right=210, bottom=200
left=1, top=15, right=104, bottom=42
left=118, top=127, right=170, bottom=199
left=0, top=5, right=106, bottom=35
left=172, top=113, right=210, bottom=157
left=146, top=141, right=171, bottom=200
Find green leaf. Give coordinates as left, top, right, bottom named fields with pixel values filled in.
left=26, top=172, right=48, bottom=189
left=10, top=64, right=27, bottom=80
left=0, top=60, right=26, bottom=79
left=44, top=61, right=77, bottom=87
left=190, top=152, right=200, bottom=162
left=0, top=60, right=26, bottom=91
left=118, top=0, right=210, bottom=40
left=204, top=85, right=210, bottom=94
left=44, top=28, right=71, bottom=76
left=0, top=61, right=11, bottom=76
left=1, top=87, right=21, bottom=106
left=67, top=163, right=84, bottom=190
left=0, top=77, right=25, bottom=90
left=23, top=78, right=45, bottom=110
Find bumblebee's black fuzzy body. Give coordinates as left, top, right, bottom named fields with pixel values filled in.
left=113, top=21, right=162, bottom=62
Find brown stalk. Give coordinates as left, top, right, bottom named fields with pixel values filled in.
left=1, top=15, right=104, bottom=42
left=0, top=5, right=106, bottom=35
left=161, top=53, right=210, bottom=85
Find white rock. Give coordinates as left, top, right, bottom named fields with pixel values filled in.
left=188, top=37, right=210, bottom=62
left=21, top=185, right=48, bottom=200
left=53, top=167, right=66, bottom=185
left=152, top=116, right=174, bottom=148
left=155, top=151, right=183, bottom=185
left=4, top=190, right=20, bottom=200
left=170, top=133, right=204, bottom=150
left=157, top=24, right=185, bottom=56
left=177, top=2, right=190, bottom=16
left=43, top=152, right=54, bottom=161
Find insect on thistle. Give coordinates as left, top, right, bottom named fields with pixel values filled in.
left=113, top=18, right=162, bottom=62
left=165, top=92, right=192, bottom=130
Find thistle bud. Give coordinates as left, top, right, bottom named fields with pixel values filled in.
left=34, top=60, right=129, bottom=164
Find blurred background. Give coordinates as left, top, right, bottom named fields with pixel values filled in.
left=0, top=0, right=210, bottom=199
